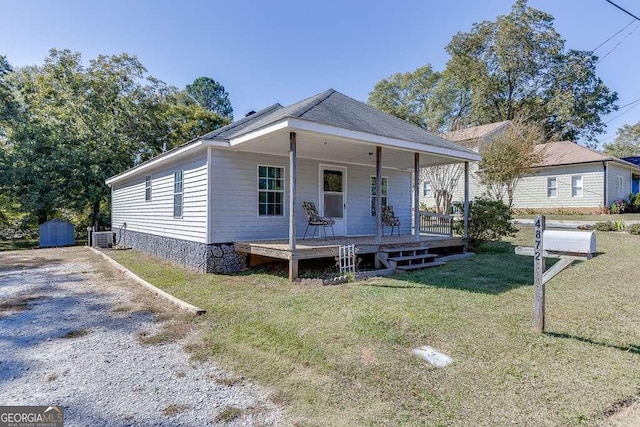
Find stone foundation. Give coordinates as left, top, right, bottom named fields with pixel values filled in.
left=117, top=229, right=247, bottom=274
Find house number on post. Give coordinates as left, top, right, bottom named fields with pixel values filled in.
left=533, top=215, right=546, bottom=332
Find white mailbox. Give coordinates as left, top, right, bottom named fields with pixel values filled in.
left=543, top=230, right=596, bottom=255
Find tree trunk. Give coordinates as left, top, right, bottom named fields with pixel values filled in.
left=37, top=211, right=48, bottom=225
left=91, top=200, right=101, bottom=229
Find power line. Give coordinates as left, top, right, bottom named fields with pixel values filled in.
left=592, top=18, right=636, bottom=52
left=597, top=21, right=640, bottom=63
left=605, top=99, right=640, bottom=124
left=604, top=0, right=640, bottom=21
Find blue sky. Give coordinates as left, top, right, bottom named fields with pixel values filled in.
left=2, top=0, right=639, bottom=147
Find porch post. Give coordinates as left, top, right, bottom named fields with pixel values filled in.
left=289, top=132, right=298, bottom=281
left=463, top=161, right=470, bottom=240
left=414, top=153, right=420, bottom=241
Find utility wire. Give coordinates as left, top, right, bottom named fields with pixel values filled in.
left=604, top=0, right=640, bottom=21
left=597, top=21, right=640, bottom=63
left=592, top=19, right=636, bottom=51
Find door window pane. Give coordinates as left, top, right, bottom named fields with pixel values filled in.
left=323, top=170, right=343, bottom=192
left=324, top=194, right=343, bottom=218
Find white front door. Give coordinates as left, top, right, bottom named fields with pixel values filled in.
left=320, top=165, right=347, bottom=236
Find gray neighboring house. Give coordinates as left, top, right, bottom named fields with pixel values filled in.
left=420, top=121, right=640, bottom=213
left=106, top=89, right=480, bottom=278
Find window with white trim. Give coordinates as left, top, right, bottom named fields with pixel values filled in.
left=173, top=170, right=183, bottom=218
left=617, top=176, right=624, bottom=198
left=145, top=175, right=152, bottom=201
left=547, top=177, right=557, bottom=198
left=370, top=176, right=388, bottom=216
left=571, top=175, right=583, bottom=197
left=423, top=181, right=431, bottom=197
left=258, top=165, right=284, bottom=216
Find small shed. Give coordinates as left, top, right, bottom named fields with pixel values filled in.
left=39, top=219, right=75, bottom=248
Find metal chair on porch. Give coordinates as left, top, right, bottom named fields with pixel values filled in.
left=381, top=205, right=401, bottom=236
left=302, top=201, right=335, bottom=239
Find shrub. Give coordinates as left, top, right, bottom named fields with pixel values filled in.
left=609, top=199, right=629, bottom=214
left=627, top=223, right=640, bottom=235
left=594, top=221, right=626, bottom=231
left=629, top=193, right=640, bottom=213
left=453, top=197, right=517, bottom=250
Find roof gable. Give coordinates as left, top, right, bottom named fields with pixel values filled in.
left=201, top=88, right=474, bottom=155
left=442, top=121, right=511, bottom=143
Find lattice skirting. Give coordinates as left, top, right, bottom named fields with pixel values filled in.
left=117, top=229, right=247, bottom=274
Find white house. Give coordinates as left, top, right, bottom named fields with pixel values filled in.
left=420, top=122, right=640, bottom=213
left=106, top=89, right=480, bottom=279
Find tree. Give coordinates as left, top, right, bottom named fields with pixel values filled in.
left=186, top=76, right=233, bottom=120
left=443, top=0, right=617, bottom=143
left=603, top=123, right=640, bottom=158
left=1, top=50, right=229, bottom=226
left=368, top=65, right=470, bottom=133
left=478, top=118, right=545, bottom=206
left=420, top=164, right=463, bottom=215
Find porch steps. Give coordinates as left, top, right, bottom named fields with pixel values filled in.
left=378, top=246, right=446, bottom=272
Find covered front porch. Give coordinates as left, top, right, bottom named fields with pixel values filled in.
left=211, top=90, right=480, bottom=279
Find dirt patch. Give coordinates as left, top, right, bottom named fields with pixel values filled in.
left=603, top=394, right=640, bottom=426
left=0, top=295, right=49, bottom=313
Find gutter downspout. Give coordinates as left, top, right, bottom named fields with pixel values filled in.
left=603, top=161, right=608, bottom=208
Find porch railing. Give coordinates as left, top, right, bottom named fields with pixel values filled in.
left=419, top=211, right=454, bottom=236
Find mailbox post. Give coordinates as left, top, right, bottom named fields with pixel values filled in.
left=533, top=215, right=545, bottom=333
left=515, top=216, right=596, bottom=333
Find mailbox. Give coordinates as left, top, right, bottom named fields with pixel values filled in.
left=543, top=230, right=596, bottom=255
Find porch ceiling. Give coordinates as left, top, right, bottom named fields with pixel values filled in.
left=230, top=127, right=470, bottom=171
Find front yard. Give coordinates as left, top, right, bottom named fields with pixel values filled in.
left=107, top=228, right=640, bottom=425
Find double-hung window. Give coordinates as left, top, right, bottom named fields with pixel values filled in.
left=258, top=165, right=284, bottom=216
left=571, top=175, right=583, bottom=197
left=370, top=176, right=388, bottom=216
left=173, top=170, right=183, bottom=218
left=423, top=181, right=431, bottom=197
left=547, top=177, right=557, bottom=198
left=617, top=176, right=624, bottom=198
left=145, top=175, right=152, bottom=201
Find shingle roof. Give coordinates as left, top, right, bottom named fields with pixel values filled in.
left=532, top=141, right=640, bottom=169
left=442, top=121, right=511, bottom=143
left=622, top=156, right=640, bottom=166
left=199, top=89, right=475, bottom=155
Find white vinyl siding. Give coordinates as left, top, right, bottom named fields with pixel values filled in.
left=145, top=175, right=152, bottom=201
left=571, top=175, right=583, bottom=197
left=173, top=170, right=183, bottom=218
left=547, top=177, right=557, bottom=198
left=370, top=176, right=388, bottom=216
left=208, top=149, right=411, bottom=243
left=111, top=151, right=208, bottom=243
left=607, top=163, right=632, bottom=205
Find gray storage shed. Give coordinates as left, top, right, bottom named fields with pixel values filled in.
left=39, top=219, right=75, bottom=248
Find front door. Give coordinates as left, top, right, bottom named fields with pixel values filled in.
left=320, top=166, right=347, bottom=236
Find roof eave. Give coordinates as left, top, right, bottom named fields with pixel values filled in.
left=228, top=117, right=481, bottom=162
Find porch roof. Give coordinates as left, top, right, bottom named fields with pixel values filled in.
left=106, top=89, right=480, bottom=185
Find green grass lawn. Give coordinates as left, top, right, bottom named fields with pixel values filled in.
left=106, top=229, right=640, bottom=426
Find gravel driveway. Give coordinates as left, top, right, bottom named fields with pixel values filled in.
left=0, top=247, right=283, bottom=426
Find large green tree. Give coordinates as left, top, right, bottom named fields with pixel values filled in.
left=603, top=123, right=640, bottom=158
left=1, top=50, right=228, bottom=226
left=444, top=0, right=617, bottom=143
left=186, top=76, right=233, bottom=120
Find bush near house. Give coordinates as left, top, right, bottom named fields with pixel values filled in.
left=609, top=199, right=629, bottom=214
left=453, top=197, right=516, bottom=249
left=627, top=223, right=640, bottom=235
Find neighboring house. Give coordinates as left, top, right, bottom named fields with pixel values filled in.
left=511, top=141, right=640, bottom=212
left=420, top=121, right=511, bottom=209
left=420, top=121, right=640, bottom=213
left=106, top=89, right=479, bottom=278
left=621, top=156, right=640, bottom=193
left=421, top=121, right=640, bottom=213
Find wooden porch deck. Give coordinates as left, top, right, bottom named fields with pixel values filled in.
left=234, top=234, right=466, bottom=262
